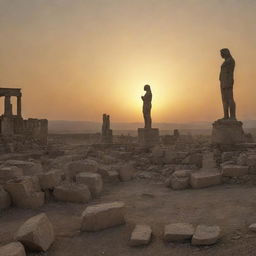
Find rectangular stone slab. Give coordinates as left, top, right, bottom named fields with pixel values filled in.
left=130, top=224, right=152, bottom=246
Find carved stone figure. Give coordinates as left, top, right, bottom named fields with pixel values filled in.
left=141, top=84, right=152, bottom=129
left=219, top=48, right=236, bottom=120
left=101, top=114, right=112, bottom=143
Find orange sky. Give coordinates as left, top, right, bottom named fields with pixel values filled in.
left=0, top=0, right=256, bottom=123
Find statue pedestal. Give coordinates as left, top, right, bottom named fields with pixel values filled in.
left=138, top=128, right=159, bottom=146
left=212, top=119, right=245, bottom=145
left=101, top=129, right=113, bottom=144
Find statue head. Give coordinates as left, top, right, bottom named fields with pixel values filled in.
left=220, top=48, right=231, bottom=59
left=144, top=84, right=151, bottom=92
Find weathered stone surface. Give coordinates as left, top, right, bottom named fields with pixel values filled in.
left=221, top=152, right=234, bottom=162
left=237, top=153, right=248, bottom=166
left=221, top=165, right=248, bottom=177
left=38, top=169, right=62, bottom=190
left=168, top=170, right=191, bottom=190
left=0, top=186, right=11, bottom=210
left=164, top=223, right=194, bottom=242
left=76, top=172, right=102, bottom=197
left=183, top=153, right=203, bottom=168
left=130, top=224, right=152, bottom=246
left=118, top=163, right=135, bottom=181
left=247, top=155, right=256, bottom=167
left=16, top=213, right=55, bottom=252
left=0, top=242, right=26, bottom=256
left=106, top=170, right=120, bottom=183
left=53, top=183, right=91, bottom=203
left=81, top=202, right=125, bottom=231
left=0, top=166, right=23, bottom=184
left=249, top=223, right=256, bottom=232
left=190, top=171, right=222, bottom=189
left=138, top=128, right=160, bottom=146
left=192, top=225, right=221, bottom=245
left=4, top=177, right=44, bottom=209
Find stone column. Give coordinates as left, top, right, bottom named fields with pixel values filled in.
left=4, top=96, right=12, bottom=116
left=17, top=95, right=22, bottom=117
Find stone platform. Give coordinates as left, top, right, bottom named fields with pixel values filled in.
left=212, top=119, right=245, bottom=145
left=138, top=128, right=159, bottom=146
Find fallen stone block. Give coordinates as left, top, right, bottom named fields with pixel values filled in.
left=190, top=171, right=222, bottom=189
left=53, top=183, right=91, bottom=203
left=164, top=223, right=194, bottom=242
left=221, top=165, right=248, bottom=177
left=38, top=169, right=62, bottom=190
left=168, top=170, right=191, bottom=190
left=192, top=225, right=221, bottom=245
left=76, top=172, right=103, bottom=197
left=118, top=163, right=135, bottom=181
left=249, top=223, right=256, bottom=232
left=0, top=166, right=23, bottom=184
left=0, top=186, right=11, bottom=210
left=130, top=224, right=152, bottom=246
left=81, top=201, right=125, bottom=231
left=0, top=242, right=26, bottom=256
left=106, top=170, right=120, bottom=183
left=15, top=213, right=55, bottom=252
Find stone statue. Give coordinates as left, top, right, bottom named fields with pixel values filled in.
left=101, top=114, right=112, bottom=143
left=219, top=48, right=236, bottom=120
left=141, top=84, right=152, bottom=129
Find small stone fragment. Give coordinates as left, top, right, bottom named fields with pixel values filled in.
left=130, top=224, right=152, bottom=246
left=164, top=223, right=194, bottom=242
left=192, top=225, right=221, bottom=245
left=0, top=242, right=26, bottom=256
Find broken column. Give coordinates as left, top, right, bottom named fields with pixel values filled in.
left=101, top=114, right=113, bottom=144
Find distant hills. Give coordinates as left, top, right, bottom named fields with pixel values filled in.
left=48, top=120, right=256, bottom=135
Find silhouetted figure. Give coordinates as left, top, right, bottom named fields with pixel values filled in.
left=219, top=48, right=236, bottom=120
left=141, top=84, right=152, bottom=129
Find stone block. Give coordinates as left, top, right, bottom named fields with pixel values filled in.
left=130, top=224, right=152, bottom=246
left=192, top=225, right=221, bottom=245
left=53, top=183, right=91, bottom=203
left=221, top=165, right=248, bottom=177
left=106, top=170, right=120, bottom=183
left=0, top=186, right=11, bottom=210
left=0, top=242, right=26, bottom=256
left=76, top=172, right=103, bottom=197
left=138, top=128, right=159, bottom=146
left=249, top=223, right=256, bottom=232
left=190, top=171, right=222, bottom=189
left=16, top=213, right=54, bottom=252
left=118, top=163, right=135, bottom=181
left=168, top=170, right=191, bottom=190
left=81, top=201, right=125, bottom=231
left=164, top=223, right=195, bottom=242
left=0, top=166, right=23, bottom=184
left=38, top=170, right=62, bottom=190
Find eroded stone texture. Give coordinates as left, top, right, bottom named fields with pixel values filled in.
left=81, top=202, right=125, bottom=231
left=164, top=223, right=195, bottom=242
left=138, top=128, right=159, bottom=146
left=168, top=170, right=191, bottom=190
left=0, top=186, right=11, bottom=210
left=130, top=224, right=152, bottom=246
left=0, top=242, right=26, bottom=256
left=221, top=165, right=248, bottom=177
left=15, top=213, right=55, bottom=252
left=192, top=225, right=221, bottom=245
left=190, top=171, right=222, bottom=189
left=53, top=183, right=91, bottom=203
left=0, top=166, right=23, bottom=184
left=76, top=172, right=103, bottom=197
left=38, top=169, right=62, bottom=190
left=118, top=163, right=135, bottom=182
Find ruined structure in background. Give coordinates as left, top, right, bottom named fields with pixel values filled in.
left=138, top=85, right=159, bottom=146
left=101, top=114, right=112, bottom=144
left=0, top=88, right=48, bottom=151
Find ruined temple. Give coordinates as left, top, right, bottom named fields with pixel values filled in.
left=0, top=88, right=48, bottom=149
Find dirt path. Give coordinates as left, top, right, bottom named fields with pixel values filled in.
left=1, top=180, right=256, bottom=255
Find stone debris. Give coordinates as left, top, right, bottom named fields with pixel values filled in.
left=249, top=223, right=256, bottom=232
left=0, top=242, right=26, bottom=256
left=53, top=183, right=91, bottom=203
left=76, top=172, right=103, bottom=197
left=221, top=165, right=249, bottom=177
left=118, top=163, right=135, bottom=181
left=167, top=170, right=191, bottom=190
left=164, top=223, right=194, bottom=242
left=0, top=166, right=23, bottom=184
left=4, top=177, right=44, bottom=209
left=0, top=186, right=11, bottom=210
left=81, top=201, right=125, bottom=231
left=15, top=213, right=55, bottom=252
left=38, top=169, right=62, bottom=190
left=190, top=170, right=222, bottom=189
left=192, top=225, right=221, bottom=245
left=130, top=224, right=152, bottom=247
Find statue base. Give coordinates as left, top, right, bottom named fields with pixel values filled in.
left=212, top=119, right=245, bottom=145
left=101, top=129, right=113, bottom=144
left=138, top=128, right=159, bottom=146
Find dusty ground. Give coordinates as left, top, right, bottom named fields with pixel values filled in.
left=1, top=179, right=256, bottom=256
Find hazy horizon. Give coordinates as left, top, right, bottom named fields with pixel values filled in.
left=1, top=0, right=256, bottom=123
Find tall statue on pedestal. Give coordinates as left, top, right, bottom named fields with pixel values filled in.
left=219, top=48, right=236, bottom=120
left=138, top=84, right=159, bottom=146
left=141, top=84, right=152, bottom=129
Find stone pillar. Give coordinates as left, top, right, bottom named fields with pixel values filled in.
left=17, top=95, right=22, bottom=117
left=4, top=96, right=12, bottom=116
left=138, top=128, right=159, bottom=146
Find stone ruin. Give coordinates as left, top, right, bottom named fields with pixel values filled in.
left=0, top=87, right=48, bottom=152
left=101, top=113, right=113, bottom=144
